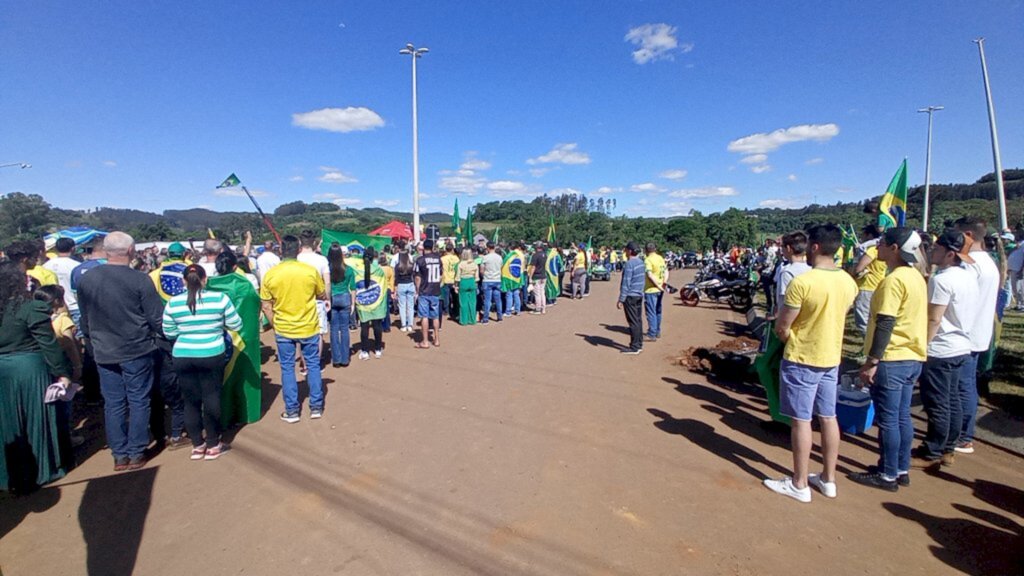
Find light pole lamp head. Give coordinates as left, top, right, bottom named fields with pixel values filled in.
left=416, top=47, right=429, bottom=56
left=20, top=163, right=31, bottom=169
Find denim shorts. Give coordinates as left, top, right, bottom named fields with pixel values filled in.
left=779, top=359, right=839, bottom=421
left=417, top=295, right=440, bottom=319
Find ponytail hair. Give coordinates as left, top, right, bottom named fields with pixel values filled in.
left=184, top=264, right=206, bottom=314
left=362, top=246, right=377, bottom=287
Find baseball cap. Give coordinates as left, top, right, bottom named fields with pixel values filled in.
left=625, top=241, right=640, bottom=253
left=999, top=231, right=1015, bottom=242
left=935, top=230, right=975, bottom=264
left=167, top=242, right=186, bottom=256
left=882, top=227, right=921, bottom=264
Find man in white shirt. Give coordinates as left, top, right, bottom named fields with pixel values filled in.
left=43, top=237, right=82, bottom=324
left=297, top=230, right=331, bottom=338
left=772, top=231, right=811, bottom=317
left=954, top=217, right=1000, bottom=454
left=198, top=238, right=223, bottom=277
left=255, top=241, right=281, bottom=283
left=913, top=230, right=978, bottom=465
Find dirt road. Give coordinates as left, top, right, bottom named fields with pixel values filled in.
left=2, top=274, right=1021, bottom=575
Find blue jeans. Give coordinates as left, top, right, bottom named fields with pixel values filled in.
left=920, top=355, right=966, bottom=457
left=98, top=352, right=155, bottom=460
left=329, top=293, right=352, bottom=366
left=397, top=282, right=416, bottom=328
left=481, top=281, right=503, bottom=322
left=870, top=360, right=923, bottom=478
left=644, top=292, right=663, bottom=338
left=505, top=288, right=521, bottom=315
left=957, top=351, right=981, bottom=443
left=381, top=289, right=392, bottom=332
left=275, top=333, right=324, bottom=415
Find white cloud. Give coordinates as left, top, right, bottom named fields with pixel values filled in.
left=669, top=186, right=738, bottom=199
left=759, top=198, right=804, bottom=209
left=787, top=174, right=798, bottom=182
left=660, top=201, right=693, bottom=216
left=318, top=166, right=358, bottom=184
left=215, top=188, right=268, bottom=198
left=659, top=169, right=688, bottom=180
left=529, top=167, right=556, bottom=178
left=196, top=204, right=213, bottom=210
left=727, top=123, right=840, bottom=155
left=630, top=182, right=666, bottom=193
left=750, top=164, right=772, bottom=174
left=805, top=157, right=825, bottom=165
left=487, top=180, right=527, bottom=192
left=593, top=186, right=622, bottom=196
left=292, top=106, right=385, bottom=133
left=461, top=158, right=492, bottom=171
left=740, top=154, right=768, bottom=165
left=625, top=23, right=687, bottom=65
left=374, top=199, right=400, bottom=207
left=102, top=160, right=117, bottom=168
left=548, top=187, right=582, bottom=196
left=527, top=143, right=591, bottom=165
left=439, top=175, right=485, bottom=195
left=289, top=175, right=304, bottom=182
left=315, top=193, right=361, bottom=206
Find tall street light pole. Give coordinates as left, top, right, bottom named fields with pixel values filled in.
left=973, top=38, right=1007, bottom=231
left=917, top=106, right=942, bottom=232
left=399, top=43, right=428, bottom=243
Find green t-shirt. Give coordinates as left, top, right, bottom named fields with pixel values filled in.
left=331, top=266, right=356, bottom=295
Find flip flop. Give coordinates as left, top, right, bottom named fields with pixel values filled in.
left=415, top=343, right=431, bottom=349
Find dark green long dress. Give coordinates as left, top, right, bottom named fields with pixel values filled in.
left=459, top=277, right=478, bottom=326
left=0, top=299, right=71, bottom=492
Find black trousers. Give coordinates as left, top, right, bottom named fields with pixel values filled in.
left=176, top=355, right=226, bottom=448
left=360, top=320, right=382, bottom=352
left=623, top=296, right=644, bottom=351
left=151, top=348, right=185, bottom=441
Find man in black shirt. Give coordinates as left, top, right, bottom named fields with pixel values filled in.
left=527, top=242, right=549, bottom=314
left=78, top=232, right=164, bottom=471
left=414, top=239, right=443, bottom=348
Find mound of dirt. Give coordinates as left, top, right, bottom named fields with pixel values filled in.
left=678, top=336, right=761, bottom=381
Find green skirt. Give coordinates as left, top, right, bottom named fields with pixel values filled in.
left=0, top=352, right=68, bottom=492
left=459, top=278, right=477, bottom=325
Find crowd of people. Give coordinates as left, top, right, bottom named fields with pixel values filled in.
left=762, top=216, right=1019, bottom=502
left=0, top=225, right=674, bottom=491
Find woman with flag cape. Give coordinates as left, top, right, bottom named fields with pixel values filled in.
left=501, top=245, right=524, bottom=315
left=205, top=254, right=263, bottom=426
left=351, top=247, right=388, bottom=358
left=545, top=247, right=562, bottom=304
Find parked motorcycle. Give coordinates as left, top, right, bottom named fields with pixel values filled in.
left=680, top=262, right=757, bottom=312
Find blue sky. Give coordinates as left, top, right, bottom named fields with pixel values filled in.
left=2, top=1, right=1022, bottom=218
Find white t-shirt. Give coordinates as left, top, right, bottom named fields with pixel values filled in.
left=256, top=251, right=281, bottom=282
left=43, top=256, right=81, bottom=311
left=480, top=252, right=503, bottom=282
left=776, top=261, right=811, bottom=306
left=927, top=265, right=977, bottom=358
left=963, top=251, right=1000, bottom=352
left=297, top=251, right=330, bottom=280
left=199, top=260, right=219, bottom=277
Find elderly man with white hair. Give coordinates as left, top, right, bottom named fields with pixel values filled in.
left=199, top=238, right=225, bottom=277
left=77, top=231, right=166, bottom=472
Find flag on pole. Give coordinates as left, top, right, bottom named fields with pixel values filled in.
left=465, top=209, right=474, bottom=245
left=217, top=173, right=241, bottom=188
left=451, top=198, right=462, bottom=243
left=586, top=235, right=594, bottom=273
left=207, top=228, right=216, bottom=239
left=878, top=159, right=908, bottom=230
left=547, top=214, right=557, bottom=244
left=492, top=225, right=500, bottom=244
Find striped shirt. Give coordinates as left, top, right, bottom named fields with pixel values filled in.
left=162, top=290, right=242, bottom=358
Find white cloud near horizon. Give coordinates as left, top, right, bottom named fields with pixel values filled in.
left=215, top=188, right=268, bottom=198
left=630, top=182, right=666, bottom=193
left=728, top=123, right=840, bottom=155
left=659, top=169, right=688, bottom=180
left=593, top=186, right=621, bottom=196
left=374, top=199, right=400, bottom=207
left=668, top=186, right=738, bottom=199
left=292, top=106, right=385, bottom=133
left=318, top=166, right=358, bottom=184
left=527, top=143, right=591, bottom=165
left=760, top=198, right=805, bottom=209
left=625, top=24, right=690, bottom=65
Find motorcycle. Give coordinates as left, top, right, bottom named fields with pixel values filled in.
left=680, top=262, right=757, bottom=312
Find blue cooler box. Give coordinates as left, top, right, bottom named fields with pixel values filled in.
left=836, top=372, right=875, bottom=434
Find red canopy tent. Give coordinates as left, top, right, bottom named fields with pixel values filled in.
left=368, top=220, right=424, bottom=240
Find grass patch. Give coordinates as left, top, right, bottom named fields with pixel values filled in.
left=988, top=311, right=1024, bottom=417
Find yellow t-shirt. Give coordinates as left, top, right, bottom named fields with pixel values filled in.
left=864, top=266, right=927, bottom=362
left=259, top=259, right=325, bottom=339
left=610, top=251, right=620, bottom=264
left=27, top=266, right=58, bottom=286
left=381, top=264, right=395, bottom=292
left=441, top=253, right=459, bottom=285
left=574, top=252, right=586, bottom=268
left=51, top=311, right=75, bottom=338
left=857, top=246, right=888, bottom=292
left=783, top=268, right=858, bottom=368
left=644, top=253, right=667, bottom=293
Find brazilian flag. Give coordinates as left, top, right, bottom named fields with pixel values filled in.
left=545, top=248, right=562, bottom=301
left=501, top=250, right=523, bottom=292
left=206, top=272, right=262, bottom=425
left=150, top=261, right=188, bottom=302
left=350, top=258, right=388, bottom=321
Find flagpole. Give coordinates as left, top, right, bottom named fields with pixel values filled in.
left=241, top=186, right=282, bottom=245
left=917, top=105, right=943, bottom=232
left=973, top=38, right=1007, bottom=230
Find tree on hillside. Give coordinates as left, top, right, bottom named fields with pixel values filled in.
left=0, top=192, right=51, bottom=238
left=274, top=201, right=307, bottom=217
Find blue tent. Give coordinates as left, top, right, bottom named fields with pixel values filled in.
left=44, top=226, right=108, bottom=250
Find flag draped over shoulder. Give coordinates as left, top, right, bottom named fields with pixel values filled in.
left=878, top=159, right=908, bottom=230
left=545, top=248, right=561, bottom=301
left=501, top=250, right=523, bottom=292
left=206, top=272, right=262, bottom=426
left=349, top=258, right=388, bottom=321
left=452, top=199, right=462, bottom=243
left=753, top=324, right=791, bottom=425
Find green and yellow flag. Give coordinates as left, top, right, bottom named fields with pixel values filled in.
left=217, top=173, right=241, bottom=189
left=501, top=249, right=523, bottom=292
left=206, top=272, right=262, bottom=426
left=545, top=248, right=561, bottom=301
left=547, top=214, right=557, bottom=244
left=452, top=198, right=462, bottom=243
left=465, top=208, right=474, bottom=245
left=321, top=229, right=391, bottom=253
left=349, top=258, right=388, bottom=321
left=878, top=159, right=908, bottom=230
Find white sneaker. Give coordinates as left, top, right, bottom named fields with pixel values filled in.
left=374, top=350, right=382, bottom=359
left=808, top=474, right=837, bottom=498
left=763, top=477, right=811, bottom=503
left=358, top=351, right=370, bottom=361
